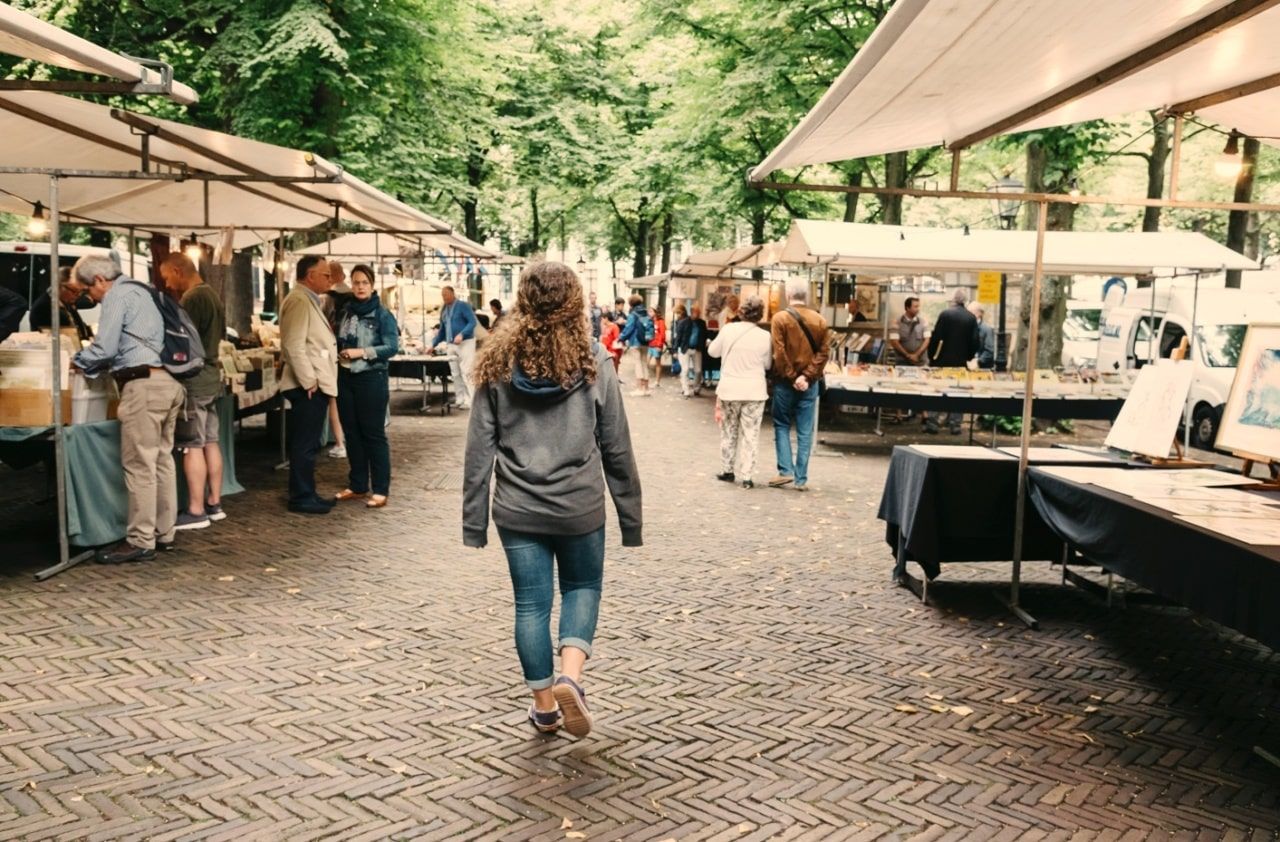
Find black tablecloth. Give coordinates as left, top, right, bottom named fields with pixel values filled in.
left=826, top=386, right=1124, bottom=420
left=1027, top=468, right=1280, bottom=650
left=388, top=357, right=453, bottom=381
left=876, top=446, right=1077, bottom=580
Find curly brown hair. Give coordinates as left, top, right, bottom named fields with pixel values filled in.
left=473, top=261, right=597, bottom=388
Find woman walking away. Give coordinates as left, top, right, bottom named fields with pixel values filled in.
left=618, top=294, right=652, bottom=396
left=464, top=261, right=643, bottom=738
left=334, top=265, right=400, bottom=508
left=707, top=296, right=772, bottom=488
left=673, top=304, right=707, bottom=398
left=648, top=306, right=667, bottom=389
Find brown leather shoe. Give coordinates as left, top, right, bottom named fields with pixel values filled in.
left=366, top=495, right=388, bottom=508
left=334, top=489, right=367, bottom=502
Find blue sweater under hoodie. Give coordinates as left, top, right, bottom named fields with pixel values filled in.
left=463, top=344, right=643, bottom=547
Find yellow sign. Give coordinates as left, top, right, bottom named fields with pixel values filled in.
left=977, top=271, right=1002, bottom=304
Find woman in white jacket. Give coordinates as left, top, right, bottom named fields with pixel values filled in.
left=707, top=296, right=773, bottom=488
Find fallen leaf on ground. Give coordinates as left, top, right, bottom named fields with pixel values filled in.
left=566, top=833, right=586, bottom=840
left=1083, top=705, right=1099, bottom=713
left=217, top=575, right=235, bottom=582
left=561, top=817, right=573, bottom=830
left=1001, top=696, right=1020, bottom=704
left=1077, top=733, right=1096, bottom=743
left=950, top=706, right=974, bottom=716
left=925, top=692, right=945, bottom=701
left=915, top=671, right=932, bottom=678
left=929, top=704, right=950, bottom=713
left=894, top=703, right=918, bottom=713
left=286, top=588, right=301, bottom=594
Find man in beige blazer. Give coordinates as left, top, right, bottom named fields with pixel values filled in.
left=280, top=254, right=338, bottom=513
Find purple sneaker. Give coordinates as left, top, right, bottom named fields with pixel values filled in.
left=551, top=676, right=593, bottom=737
left=528, top=704, right=563, bottom=734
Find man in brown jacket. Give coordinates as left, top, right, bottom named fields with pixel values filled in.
left=769, top=278, right=830, bottom=491
left=280, top=254, right=338, bottom=514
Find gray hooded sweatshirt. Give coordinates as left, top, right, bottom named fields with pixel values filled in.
left=463, top=344, right=643, bottom=548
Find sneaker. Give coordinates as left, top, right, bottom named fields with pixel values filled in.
left=155, top=540, right=176, bottom=553
left=528, top=704, right=563, bottom=734
left=96, top=541, right=155, bottom=564
left=551, top=676, right=593, bottom=738
left=767, top=475, right=794, bottom=488
left=715, top=472, right=736, bottom=483
left=288, top=500, right=332, bottom=515
left=794, top=484, right=810, bottom=492
left=328, top=445, right=347, bottom=459
left=741, top=480, right=754, bottom=489
left=205, top=503, right=227, bottom=522
left=175, top=511, right=211, bottom=531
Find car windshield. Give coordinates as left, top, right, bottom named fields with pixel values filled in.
left=1065, top=308, right=1101, bottom=336
left=1197, top=324, right=1247, bottom=367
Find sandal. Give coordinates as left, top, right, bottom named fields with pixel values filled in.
left=528, top=704, right=563, bottom=734
left=366, top=495, right=388, bottom=508
left=335, top=489, right=367, bottom=502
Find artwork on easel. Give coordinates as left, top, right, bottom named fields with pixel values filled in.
left=1104, top=360, right=1195, bottom=460
left=1216, top=323, right=1280, bottom=466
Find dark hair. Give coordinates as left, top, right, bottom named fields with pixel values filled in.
left=628, top=294, right=643, bottom=307
left=489, top=298, right=502, bottom=310
left=442, top=285, right=455, bottom=294
left=740, top=296, right=765, bottom=323
left=674, top=304, right=687, bottom=318
left=296, top=254, right=324, bottom=282
left=350, top=263, right=375, bottom=285
left=615, top=297, right=625, bottom=306
left=904, top=296, right=919, bottom=310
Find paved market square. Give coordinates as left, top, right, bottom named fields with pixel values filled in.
left=1, top=389, right=1277, bottom=840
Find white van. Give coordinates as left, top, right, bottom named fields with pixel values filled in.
left=1061, top=299, right=1103, bottom=368
left=1096, top=285, right=1280, bottom=448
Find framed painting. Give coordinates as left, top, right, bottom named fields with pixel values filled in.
left=1216, top=323, right=1280, bottom=463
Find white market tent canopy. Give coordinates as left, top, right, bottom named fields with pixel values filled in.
left=753, top=0, right=1280, bottom=178
left=0, top=4, right=198, bottom=105
left=671, top=242, right=786, bottom=279
left=781, top=220, right=1258, bottom=276
left=0, top=91, right=460, bottom=248
left=294, top=230, right=497, bottom=262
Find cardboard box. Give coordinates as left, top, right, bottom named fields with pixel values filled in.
left=0, top=388, right=73, bottom=427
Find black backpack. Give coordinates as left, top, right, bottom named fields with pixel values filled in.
left=123, top=280, right=206, bottom=379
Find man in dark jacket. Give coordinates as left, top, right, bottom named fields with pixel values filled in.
left=0, top=285, right=27, bottom=342
left=926, top=289, right=980, bottom=434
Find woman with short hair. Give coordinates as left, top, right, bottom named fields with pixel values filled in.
left=707, top=296, right=772, bottom=488
left=334, top=264, right=400, bottom=508
left=464, top=261, right=643, bottom=738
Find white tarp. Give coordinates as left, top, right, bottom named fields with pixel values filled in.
left=780, top=220, right=1258, bottom=275
left=671, top=242, right=786, bottom=278
left=0, top=4, right=198, bottom=105
left=295, top=231, right=497, bottom=261
left=0, top=91, right=462, bottom=248
left=752, top=0, right=1280, bottom=177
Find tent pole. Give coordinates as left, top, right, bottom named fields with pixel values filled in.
left=275, top=230, right=288, bottom=471
left=35, top=175, right=90, bottom=580
left=1185, top=270, right=1208, bottom=452
left=1169, top=113, right=1185, bottom=201
left=1002, top=198, right=1048, bottom=630
left=128, top=227, right=136, bottom=276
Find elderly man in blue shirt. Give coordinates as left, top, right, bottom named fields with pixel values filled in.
left=71, top=254, right=186, bottom=564
left=432, top=284, right=478, bottom=410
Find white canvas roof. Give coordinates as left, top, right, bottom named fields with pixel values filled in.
left=780, top=220, right=1258, bottom=275
left=295, top=231, right=497, bottom=261
left=0, top=92, right=460, bottom=248
left=671, top=242, right=786, bottom=279
left=0, top=4, right=198, bottom=105
left=753, top=0, right=1280, bottom=178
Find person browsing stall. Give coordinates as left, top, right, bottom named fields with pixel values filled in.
left=31, top=267, right=92, bottom=343
left=769, top=279, right=831, bottom=492
left=280, top=254, right=339, bottom=514
left=432, top=285, right=478, bottom=410
left=161, top=254, right=227, bottom=531
left=334, top=264, right=400, bottom=509
left=0, top=285, right=27, bottom=343
left=925, top=289, right=980, bottom=435
left=71, top=254, right=186, bottom=563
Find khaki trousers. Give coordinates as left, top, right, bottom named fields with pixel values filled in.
left=117, top=371, right=186, bottom=548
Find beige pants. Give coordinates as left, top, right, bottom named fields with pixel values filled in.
left=629, top=347, right=648, bottom=383
left=449, top=338, right=477, bottom=404
left=117, top=371, right=185, bottom=548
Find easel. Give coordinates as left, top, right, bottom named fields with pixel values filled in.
left=1235, top=451, right=1280, bottom=489
left=1131, top=337, right=1210, bottom=468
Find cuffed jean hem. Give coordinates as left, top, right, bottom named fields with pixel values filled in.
left=526, top=674, right=556, bottom=691
left=559, top=637, right=593, bottom=659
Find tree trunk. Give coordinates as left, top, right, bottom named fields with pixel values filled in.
left=529, top=187, right=540, bottom=256
left=633, top=197, right=651, bottom=278
left=751, top=207, right=766, bottom=245
left=882, top=152, right=906, bottom=225
left=1142, top=113, right=1169, bottom=232
left=463, top=149, right=485, bottom=242
left=843, top=164, right=863, bottom=222
left=660, top=212, right=673, bottom=273
left=646, top=224, right=659, bottom=276
left=1013, top=141, right=1070, bottom=371
left=1226, top=136, right=1260, bottom=288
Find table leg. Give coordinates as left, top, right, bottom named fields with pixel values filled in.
left=418, top=369, right=429, bottom=415
left=875, top=408, right=884, bottom=437
left=994, top=589, right=1040, bottom=630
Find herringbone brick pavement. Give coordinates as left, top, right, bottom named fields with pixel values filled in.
left=0, top=384, right=1277, bottom=841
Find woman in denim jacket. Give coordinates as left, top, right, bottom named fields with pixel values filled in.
left=334, top=264, right=400, bottom=508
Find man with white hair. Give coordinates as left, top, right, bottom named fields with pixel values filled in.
left=768, top=278, right=831, bottom=491
left=968, top=301, right=996, bottom=370
left=926, top=288, right=981, bottom=433
left=72, top=253, right=186, bottom=564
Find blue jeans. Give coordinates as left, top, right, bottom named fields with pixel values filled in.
left=498, top=526, right=605, bottom=689
left=772, top=381, right=820, bottom=486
